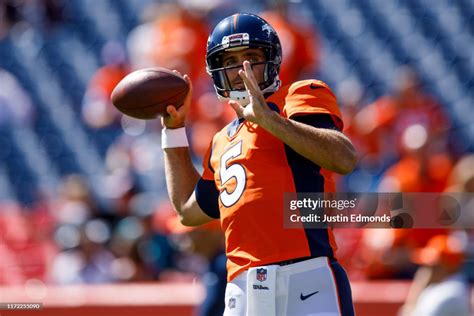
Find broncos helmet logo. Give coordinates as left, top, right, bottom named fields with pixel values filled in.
left=262, top=23, right=275, bottom=37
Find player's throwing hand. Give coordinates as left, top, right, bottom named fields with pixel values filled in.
left=162, top=71, right=193, bottom=129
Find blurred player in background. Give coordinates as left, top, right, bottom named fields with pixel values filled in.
left=167, top=215, right=226, bottom=316
left=399, top=233, right=470, bottom=316
left=161, top=13, right=357, bottom=315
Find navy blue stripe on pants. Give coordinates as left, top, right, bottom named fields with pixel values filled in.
left=328, top=258, right=355, bottom=316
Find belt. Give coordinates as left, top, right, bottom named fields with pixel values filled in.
left=271, top=256, right=315, bottom=266
left=271, top=256, right=336, bottom=266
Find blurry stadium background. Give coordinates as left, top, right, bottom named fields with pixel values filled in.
left=0, top=0, right=473, bottom=315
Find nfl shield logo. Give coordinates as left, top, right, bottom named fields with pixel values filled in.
left=256, top=268, right=267, bottom=282
left=228, top=297, right=236, bottom=309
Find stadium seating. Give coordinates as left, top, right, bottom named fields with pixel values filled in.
left=0, top=0, right=472, bottom=204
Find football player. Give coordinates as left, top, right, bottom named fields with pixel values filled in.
left=161, top=13, right=357, bottom=316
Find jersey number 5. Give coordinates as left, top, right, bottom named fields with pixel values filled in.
left=219, top=141, right=246, bottom=207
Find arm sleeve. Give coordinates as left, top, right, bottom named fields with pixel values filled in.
left=291, top=113, right=342, bottom=132
left=195, top=179, right=220, bottom=219
left=194, top=139, right=220, bottom=219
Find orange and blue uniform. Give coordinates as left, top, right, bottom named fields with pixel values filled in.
left=195, top=80, right=344, bottom=282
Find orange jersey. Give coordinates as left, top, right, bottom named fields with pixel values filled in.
left=196, top=80, right=343, bottom=281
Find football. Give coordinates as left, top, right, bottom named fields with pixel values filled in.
left=111, top=68, right=190, bottom=119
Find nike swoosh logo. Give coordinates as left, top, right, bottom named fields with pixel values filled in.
left=300, top=291, right=319, bottom=301
left=310, top=83, right=323, bottom=90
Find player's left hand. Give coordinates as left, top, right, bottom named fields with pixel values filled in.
left=228, top=61, right=273, bottom=124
